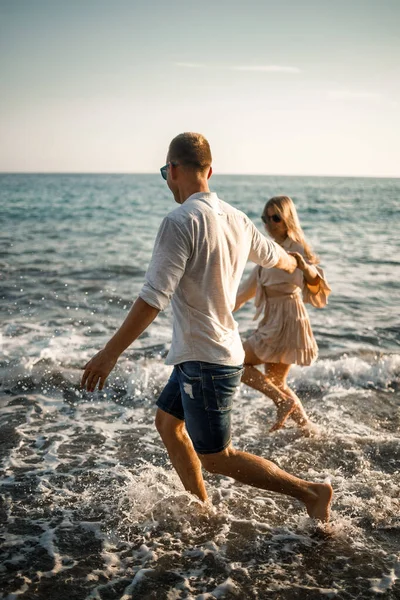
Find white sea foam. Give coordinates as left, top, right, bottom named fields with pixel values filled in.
left=370, top=559, right=400, bottom=594
left=290, top=353, right=400, bottom=391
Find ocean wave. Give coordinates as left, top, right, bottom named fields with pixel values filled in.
left=1, top=343, right=399, bottom=398
left=290, top=353, right=400, bottom=392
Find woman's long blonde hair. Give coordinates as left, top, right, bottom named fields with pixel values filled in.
left=265, top=196, right=319, bottom=264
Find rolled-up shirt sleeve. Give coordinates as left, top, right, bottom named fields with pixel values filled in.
left=139, top=217, right=191, bottom=311
left=248, top=222, right=280, bottom=268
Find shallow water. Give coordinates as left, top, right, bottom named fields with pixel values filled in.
left=1, top=174, right=399, bottom=599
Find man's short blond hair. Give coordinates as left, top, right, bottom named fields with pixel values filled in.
left=169, top=132, right=212, bottom=171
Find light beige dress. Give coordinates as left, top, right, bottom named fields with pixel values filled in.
left=240, top=237, right=331, bottom=366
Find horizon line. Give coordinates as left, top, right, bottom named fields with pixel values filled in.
left=0, top=171, right=399, bottom=180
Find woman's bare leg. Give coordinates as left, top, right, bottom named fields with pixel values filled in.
left=242, top=342, right=297, bottom=431
left=265, top=363, right=312, bottom=429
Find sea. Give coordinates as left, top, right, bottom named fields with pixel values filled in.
left=1, top=173, right=399, bottom=600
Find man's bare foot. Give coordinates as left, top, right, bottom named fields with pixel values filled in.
left=269, top=398, right=296, bottom=432
left=305, top=482, right=333, bottom=522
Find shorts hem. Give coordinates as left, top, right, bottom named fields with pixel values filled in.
left=155, top=402, right=184, bottom=422
left=194, top=437, right=232, bottom=455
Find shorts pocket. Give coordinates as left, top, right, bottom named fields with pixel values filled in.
left=177, top=362, right=202, bottom=382
left=210, top=368, right=243, bottom=411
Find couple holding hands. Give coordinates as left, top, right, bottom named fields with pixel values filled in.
left=81, top=132, right=332, bottom=522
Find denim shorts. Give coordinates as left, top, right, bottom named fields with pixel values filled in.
left=156, top=361, right=244, bottom=455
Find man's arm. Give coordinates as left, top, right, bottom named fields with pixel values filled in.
left=274, top=244, right=297, bottom=274
left=248, top=221, right=297, bottom=273
left=81, top=216, right=190, bottom=392
left=81, top=297, right=159, bottom=392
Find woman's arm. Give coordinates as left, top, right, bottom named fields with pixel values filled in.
left=289, top=252, right=320, bottom=286
left=234, top=268, right=258, bottom=312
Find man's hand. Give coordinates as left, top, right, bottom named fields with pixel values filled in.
left=81, top=348, right=118, bottom=392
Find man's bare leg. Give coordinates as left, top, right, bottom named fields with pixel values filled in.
left=242, top=343, right=296, bottom=431
left=200, top=445, right=332, bottom=522
left=155, top=408, right=208, bottom=502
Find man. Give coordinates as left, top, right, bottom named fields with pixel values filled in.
left=81, top=132, right=332, bottom=521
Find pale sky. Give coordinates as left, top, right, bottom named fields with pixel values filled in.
left=1, top=0, right=399, bottom=176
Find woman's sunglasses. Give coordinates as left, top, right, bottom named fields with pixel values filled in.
left=261, top=214, right=282, bottom=224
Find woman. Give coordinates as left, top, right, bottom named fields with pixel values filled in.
left=235, top=196, right=331, bottom=432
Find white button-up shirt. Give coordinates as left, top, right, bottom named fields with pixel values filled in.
left=139, top=192, right=279, bottom=365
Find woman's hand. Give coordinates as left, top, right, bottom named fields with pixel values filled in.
left=288, top=251, right=307, bottom=271
left=289, top=252, right=320, bottom=285
left=81, top=348, right=118, bottom=392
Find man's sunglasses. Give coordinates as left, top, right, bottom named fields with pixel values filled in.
left=261, top=214, right=282, bottom=224
left=160, top=162, right=179, bottom=181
